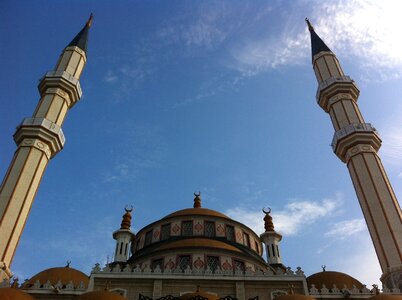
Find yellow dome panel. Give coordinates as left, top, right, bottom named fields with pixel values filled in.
left=307, top=271, right=363, bottom=290
left=27, top=266, right=89, bottom=288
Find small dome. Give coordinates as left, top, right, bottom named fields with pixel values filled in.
left=0, top=287, right=36, bottom=300
left=181, top=287, right=219, bottom=300
left=77, top=290, right=127, bottom=300
left=369, top=295, right=402, bottom=300
left=277, top=295, right=316, bottom=300
left=26, top=266, right=89, bottom=288
left=164, top=208, right=230, bottom=219
left=307, top=271, right=363, bottom=290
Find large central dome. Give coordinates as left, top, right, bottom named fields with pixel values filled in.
left=126, top=194, right=268, bottom=274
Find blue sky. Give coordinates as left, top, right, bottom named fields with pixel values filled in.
left=1, top=0, right=402, bottom=287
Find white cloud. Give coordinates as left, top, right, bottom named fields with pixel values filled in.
left=274, top=195, right=340, bottom=235
left=104, top=70, right=118, bottom=83
left=325, top=218, right=366, bottom=239
left=229, top=30, right=308, bottom=75
left=225, top=193, right=341, bottom=236
left=380, top=127, right=402, bottom=166
left=229, top=0, right=402, bottom=79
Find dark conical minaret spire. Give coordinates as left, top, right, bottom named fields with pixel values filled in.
left=305, top=18, right=331, bottom=60
left=68, top=14, right=93, bottom=53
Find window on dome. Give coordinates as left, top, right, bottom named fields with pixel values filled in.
left=204, top=221, right=215, bottom=237
left=243, top=233, right=250, bottom=247
left=151, top=258, right=164, bottom=271
left=145, top=230, right=153, bottom=246
left=178, top=255, right=191, bottom=271
left=206, top=256, right=219, bottom=271
left=234, top=260, right=245, bottom=272
left=255, top=241, right=259, bottom=253
left=181, top=221, right=193, bottom=236
left=161, top=224, right=171, bottom=241
left=226, top=225, right=235, bottom=241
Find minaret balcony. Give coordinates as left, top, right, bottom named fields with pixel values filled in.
left=316, top=75, right=359, bottom=112
left=38, top=70, right=82, bottom=107
left=331, top=123, right=382, bottom=162
left=13, top=117, right=65, bottom=158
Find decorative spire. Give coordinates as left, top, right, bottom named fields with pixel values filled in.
left=193, top=192, right=202, bottom=208
left=65, top=260, right=71, bottom=268
left=321, top=265, right=326, bottom=272
left=68, top=14, right=93, bottom=53
left=262, top=207, right=274, bottom=232
left=305, top=18, right=331, bottom=60
left=120, top=206, right=133, bottom=229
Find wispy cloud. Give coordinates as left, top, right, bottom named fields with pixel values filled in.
left=381, top=126, right=402, bottom=166
left=229, top=0, right=402, bottom=80
left=225, top=193, right=341, bottom=236
left=100, top=122, right=165, bottom=183
left=104, top=70, right=118, bottom=83
left=325, top=218, right=366, bottom=239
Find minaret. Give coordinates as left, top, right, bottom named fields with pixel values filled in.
left=306, top=19, right=402, bottom=289
left=0, top=15, right=93, bottom=281
left=260, top=208, right=283, bottom=265
left=113, top=207, right=135, bottom=263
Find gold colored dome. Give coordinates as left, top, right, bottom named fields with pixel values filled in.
left=307, top=271, right=363, bottom=290
left=77, top=290, right=127, bottom=300
left=0, top=287, right=36, bottom=300
left=164, top=208, right=230, bottom=219
left=26, top=266, right=89, bottom=288
left=277, top=295, right=316, bottom=300
left=181, top=287, right=219, bottom=300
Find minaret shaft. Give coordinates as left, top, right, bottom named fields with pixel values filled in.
left=0, top=147, right=48, bottom=264
left=348, top=152, right=402, bottom=269
left=0, top=19, right=90, bottom=281
left=311, top=36, right=402, bottom=289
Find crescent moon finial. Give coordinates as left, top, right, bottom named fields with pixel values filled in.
left=262, top=207, right=271, bottom=214
left=321, top=265, right=326, bottom=272
left=194, top=191, right=201, bottom=197
left=125, top=205, right=133, bottom=213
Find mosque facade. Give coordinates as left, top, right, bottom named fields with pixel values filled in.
left=0, top=16, right=401, bottom=300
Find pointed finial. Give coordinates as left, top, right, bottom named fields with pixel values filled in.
left=321, top=265, right=326, bottom=272
left=86, top=13, right=94, bottom=28
left=262, top=207, right=274, bottom=232
left=305, top=18, right=314, bottom=32
left=66, top=260, right=71, bottom=268
left=67, top=14, right=94, bottom=52
left=194, top=192, right=201, bottom=208
left=305, top=18, right=332, bottom=60
left=120, top=206, right=133, bottom=229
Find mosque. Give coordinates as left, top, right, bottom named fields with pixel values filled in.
left=0, top=15, right=401, bottom=300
